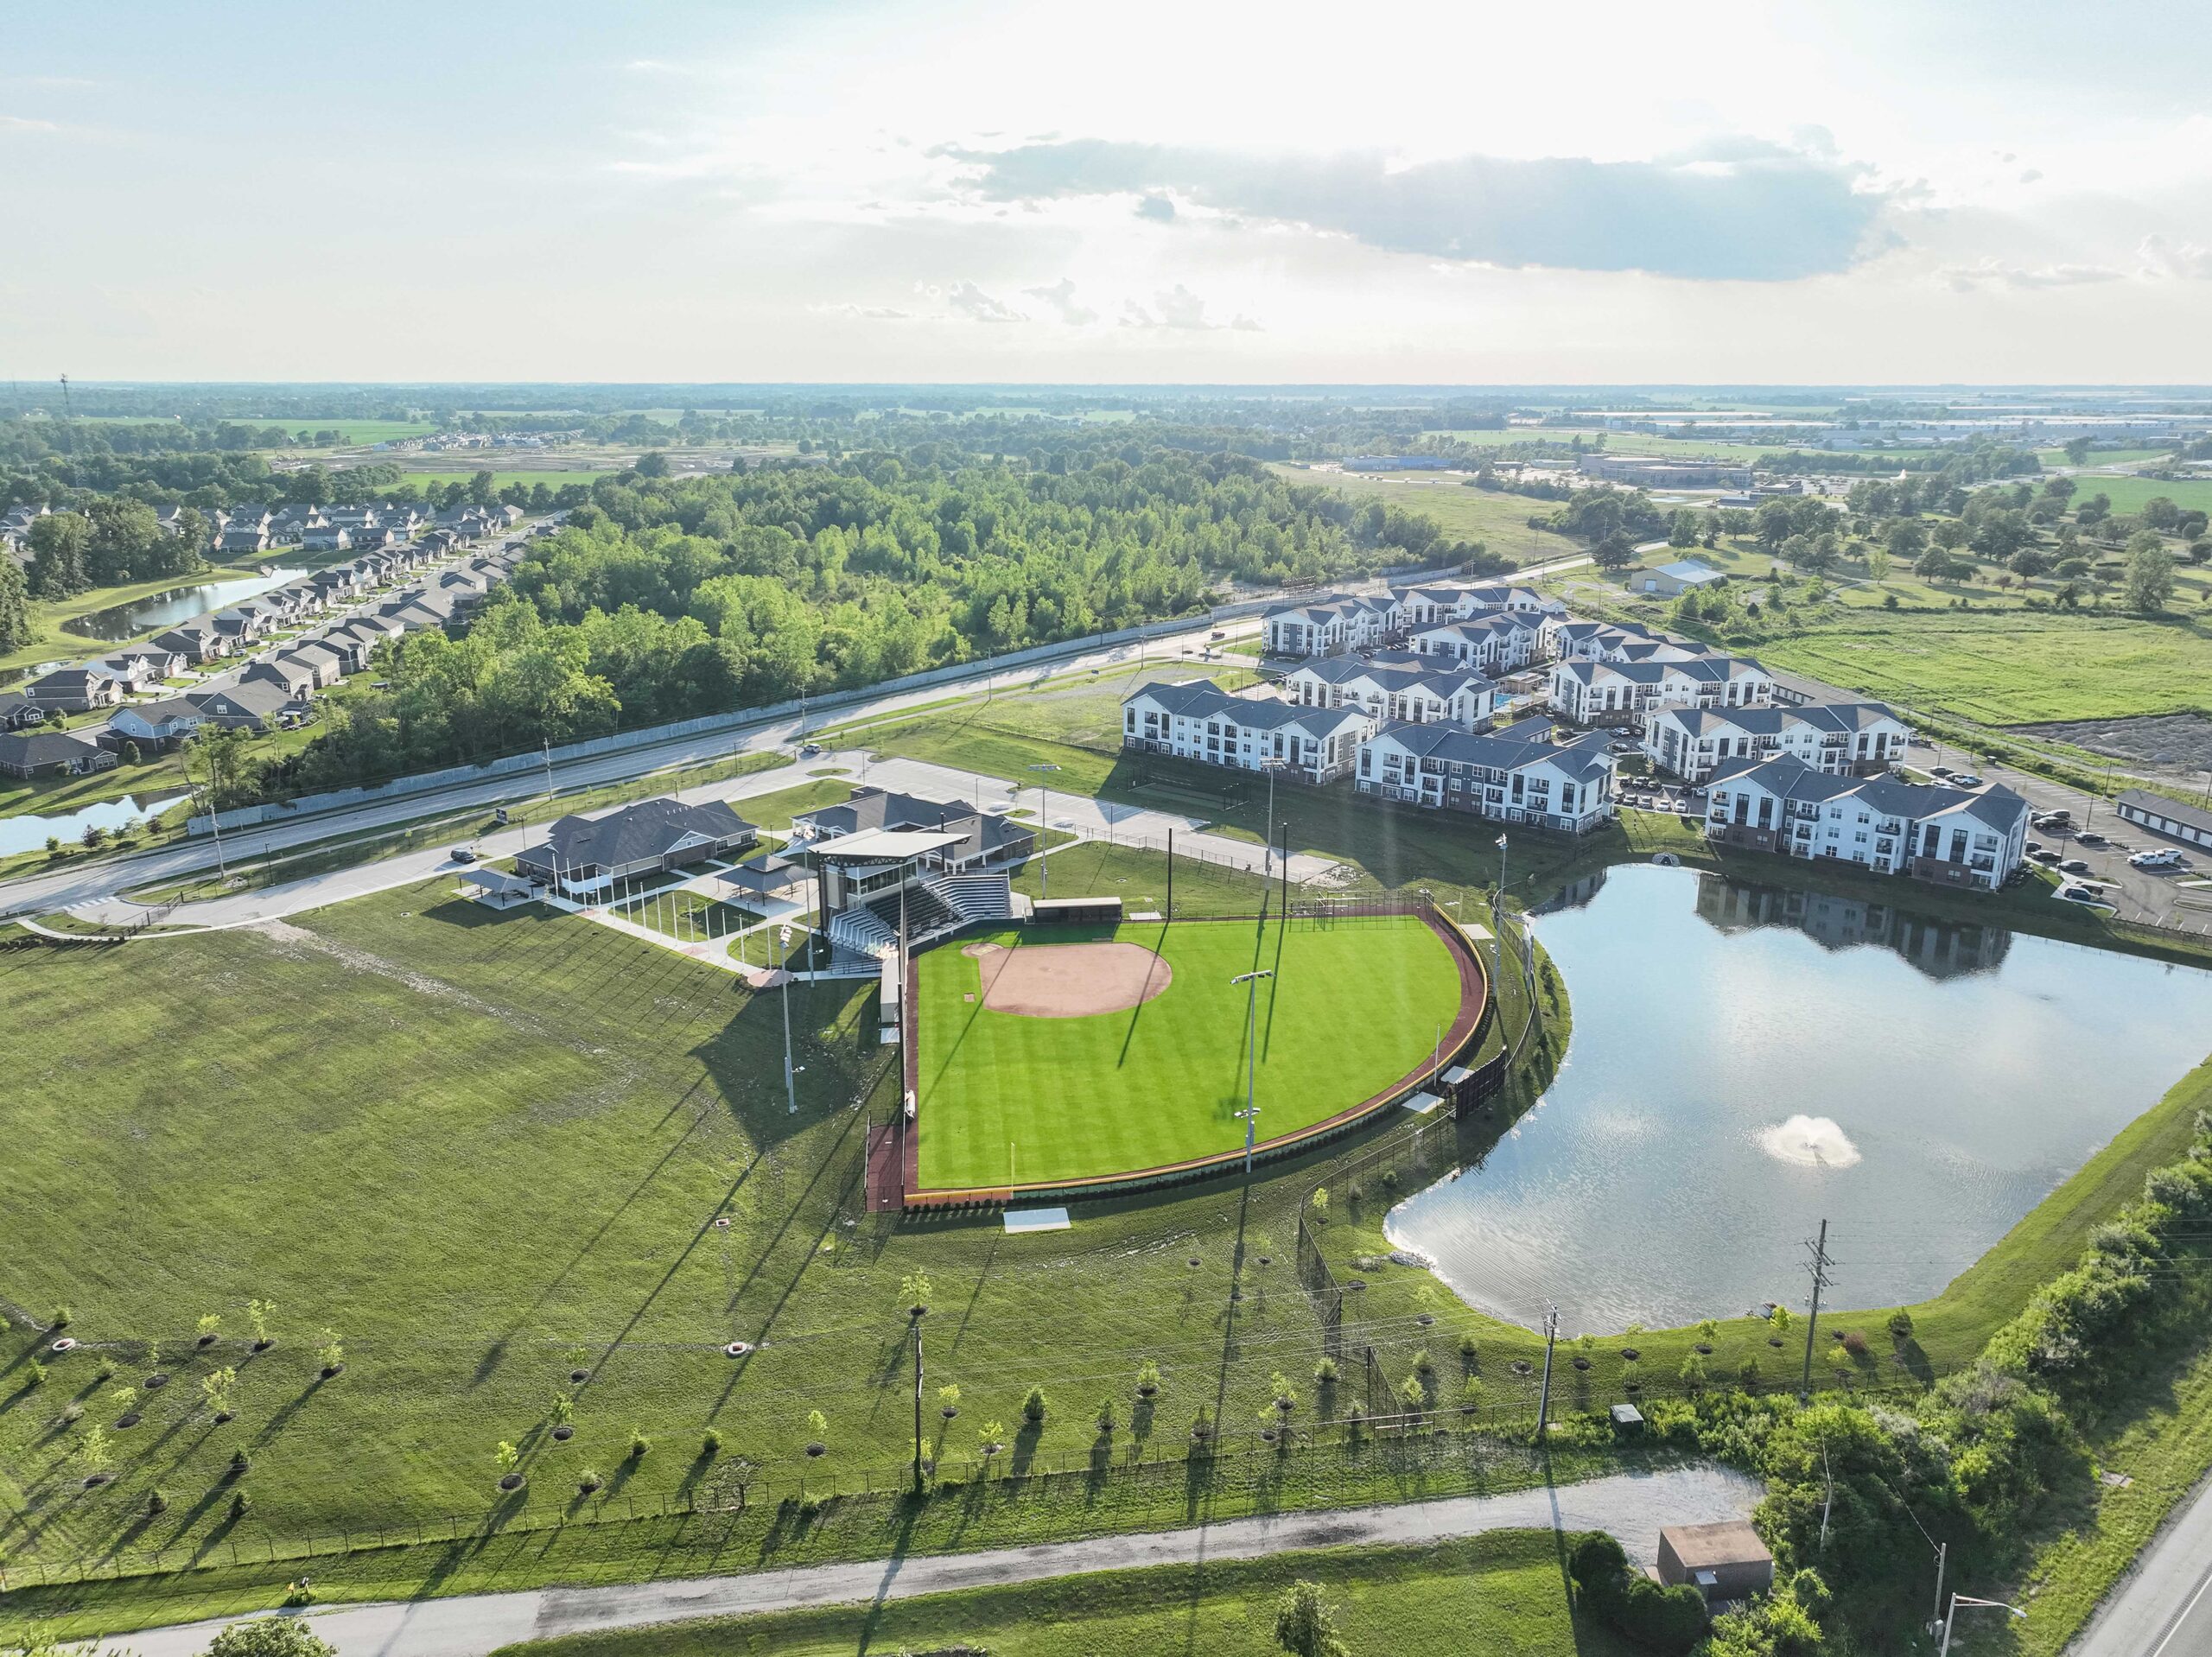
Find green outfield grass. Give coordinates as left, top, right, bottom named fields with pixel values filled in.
left=914, top=914, right=1467, bottom=1189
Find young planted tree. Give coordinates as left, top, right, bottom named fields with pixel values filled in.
left=938, top=1383, right=961, bottom=1419
left=77, top=1425, right=113, bottom=1477
left=316, top=1330, right=344, bottom=1377
left=1694, top=1317, right=1719, bottom=1352
left=197, top=1313, right=222, bottom=1347
left=977, top=1419, right=1007, bottom=1462
left=899, top=1269, right=932, bottom=1319
left=495, top=1440, right=523, bottom=1489
left=1274, top=1579, right=1350, bottom=1657
left=1135, top=1359, right=1162, bottom=1398
left=1457, top=1375, right=1485, bottom=1416
left=202, top=1366, right=238, bottom=1421
left=804, top=1410, right=829, bottom=1457
left=1021, top=1386, right=1047, bottom=1425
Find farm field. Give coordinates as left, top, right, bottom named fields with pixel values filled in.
left=486, top=1529, right=1625, bottom=1657
left=2066, top=473, right=2212, bottom=517
left=912, top=913, right=1469, bottom=1189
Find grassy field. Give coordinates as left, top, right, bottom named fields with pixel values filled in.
left=1266, top=464, right=1575, bottom=567
left=1748, top=610, right=2212, bottom=723
left=2066, top=473, right=2212, bottom=517
left=914, top=915, right=1465, bottom=1188
left=487, top=1529, right=1625, bottom=1657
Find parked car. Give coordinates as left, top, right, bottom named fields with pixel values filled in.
left=2131, top=850, right=2183, bottom=870
left=2075, top=831, right=2106, bottom=848
left=798, top=741, right=823, bottom=757
left=2031, top=848, right=2062, bottom=865
left=1929, top=765, right=1955, bottom=778
left=450, top=848, right=477, bottom=864
left=1951, top=771, right=1985, bottom=788
left=2025, top=840, right=2042, bottom=854
left=2057, top=886, right=2113, bottom=907
left=2059, top=858, right=2092, bottom=874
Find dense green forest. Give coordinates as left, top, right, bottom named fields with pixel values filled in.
left=225, top=448, right=1502, bottom=803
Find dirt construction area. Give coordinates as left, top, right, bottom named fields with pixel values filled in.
left=963, top=939, right=1173, bottom=1017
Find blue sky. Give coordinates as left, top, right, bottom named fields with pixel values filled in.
left=4, top=1, right=2209, bottom=382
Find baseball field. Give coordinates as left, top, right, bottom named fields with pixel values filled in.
left=912, top=911, right=1476, bottom=1189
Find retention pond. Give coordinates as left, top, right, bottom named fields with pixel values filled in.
left=1389, top=862, right=2212, bottom=1333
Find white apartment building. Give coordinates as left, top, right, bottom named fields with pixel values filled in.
left=1356, top=715, right=1618, bottom=833
left=1643, top=702, right=1911, bottom=784
left=1548, top=654, right=1774, bottom=724
left=1702, top=755, right=2029, bottom=892
left=1282, top=656, right=1497, bottom=728
left=1260, top=593, right=1398, bottom=657
left=1122, top=679, right=1374, bottom=784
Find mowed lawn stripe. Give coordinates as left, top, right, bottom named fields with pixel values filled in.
left=914, top=916, right=1464, bottom=1187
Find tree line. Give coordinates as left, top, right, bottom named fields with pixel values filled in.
left=223, top=448, right=1506, bottom=804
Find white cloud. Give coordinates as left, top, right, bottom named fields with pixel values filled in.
left=1936, top=257, right=2126, bottom=292
left=808, top=302, right=912, bottom=320
left=1118, top=283, right=1259, bottom=332
left=945, top=280, right=1025, bottom=323
left=1023, top=277, right=1097, bottom=325
left=2139, top=233, right=2212, bottom=280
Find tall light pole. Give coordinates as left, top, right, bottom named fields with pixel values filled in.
left=1938, top=1594, right=2024, bottom=1655
left=1027, top=763, right=1062, bottom=899
left=1492, top=834, right=1509, bottom=979
left=779, top=923, right=803, bottom=1115
left=1230, top=968, right=1274, bottom=1173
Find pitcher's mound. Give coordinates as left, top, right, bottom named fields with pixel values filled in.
left=964, top=940, right=1173, bottom=1018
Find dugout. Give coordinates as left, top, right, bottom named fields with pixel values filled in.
left=1029, top=895, right=1123, bottom=926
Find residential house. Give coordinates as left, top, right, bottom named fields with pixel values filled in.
left=106, top=696, right=212, bottom=748
left=106, top=643, right=187, bottom=682
left=151, top=623, right=229, bottom=663
left=274, top=641, right=346, bottom=690
left=24, top=664, right=124, bottom=713
left=302, top=524, right=353, bottom=553
left=1282, top=656, right=1496, bottom=728
left=1702, top=754, right=2028, bottom=891
left=0, top=728, right=117, bottom=779
left=1548, top=654, right=1773, bottom=725
left=1120, top=678, right=1374, bottom=784
left=238, top=657, right=317, bottom=701
left=1643, top=702, right=1910, bottom=784
left=514, top=797, right=758, bottom=898
left=183, top=680, right=299, bottom=732
left=85, top=654, right=163, bottom=694
left=0, top=691, right=48, bottom=730
left=1356, top=715, right=1616, bottom=832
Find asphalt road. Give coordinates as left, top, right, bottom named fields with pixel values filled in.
left=0, top=618, right=1251, bottom=923
left=99, top=1464, right=1758, bottom=1657
left=2070, top=1470, right=2212, bottom=1657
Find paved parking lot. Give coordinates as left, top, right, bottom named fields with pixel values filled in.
left=1913, top=732, right=2212, bottom=937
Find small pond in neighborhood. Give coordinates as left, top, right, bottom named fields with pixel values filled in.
left=63, top=568, right=304, bottom=641
left=0, top=792, right=187, bottom=858
left=1387, top=862, right=2212, bottom=1334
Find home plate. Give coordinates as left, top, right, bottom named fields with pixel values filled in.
left=1004, top=1207, right=1071, bottom=1234
left=1401, top=1091, right=1445, bottom=1114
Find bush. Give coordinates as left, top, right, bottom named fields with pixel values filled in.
left=228, top=1491, right=251, bottom=1519
left=205, top=1616, right=336, bottom=1657
left=228, top=1448, right=251, bottom=1476
left=701, top=1428, right=721, bottom=1457
left=1021, top=1386, right=1047, bottom=1425
left=1617, top=1576, right=1709, bottom=1655
left=1840, top=1330, right=1870, bottom=1357
left=1313, top=1357, right=1339, bottom=1385
left=627, top=1431, right=651, bottom=1462
left=1887, top=1310, right=1915, bottom=1341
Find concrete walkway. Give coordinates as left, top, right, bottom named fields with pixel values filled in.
left=105, top=1464, right=1758, bottom=1657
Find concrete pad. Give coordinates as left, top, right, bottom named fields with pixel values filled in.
left=1400, top=1091, right=1445, bottom=1114
left=1004, top=1207, right=1071, bottom=1234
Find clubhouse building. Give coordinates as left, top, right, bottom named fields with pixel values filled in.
left=516, top=797, right=758, bottom=898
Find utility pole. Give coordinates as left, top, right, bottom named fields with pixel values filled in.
left=1534, top=1303, right=1559, bottom=1444
left=541, top=736, right=555, bottom=800
left=911, top=1317, right=925, bottom=1495
left=1801, top=1218, right=1834, bottom=1400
